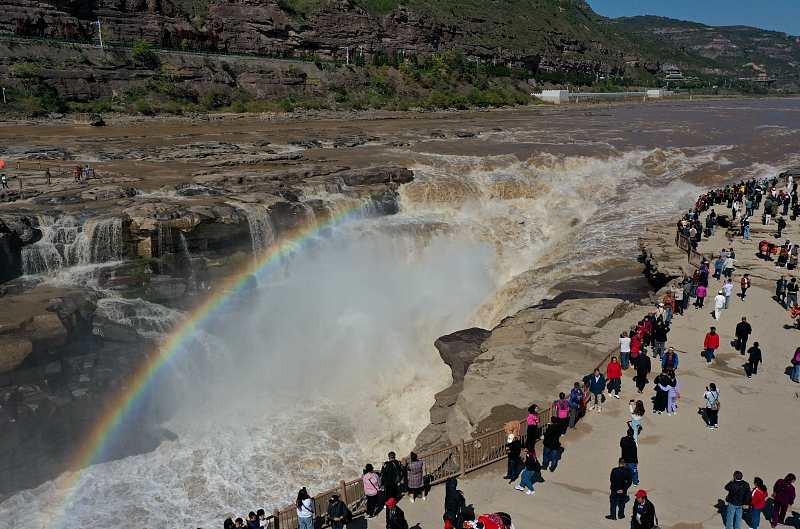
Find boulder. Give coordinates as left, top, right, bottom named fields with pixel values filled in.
left=26, top=313, right=68, bottom=351
left=334, top=166, right=414, bottom=187
left=0, top=336, right=33, bottom=373
left=434, top=327, right=491, bottom=383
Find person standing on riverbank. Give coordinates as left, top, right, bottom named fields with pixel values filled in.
left=503, top=434, right=523, bottom=482
left=554, top=392, right=571, bottom=432
left=381, top=452, right=404, bottom=501
left=635, top=353, right=651, bottom=393
left=749, top=477, right=769, bottom=529
left=296, top=488, right=315, bottom=529
left=620, top=332, right=631, bottom=369
left=770, top=474, right=796, bottom=528
left=723, top=279, right=734, bottom=309
left=630, top=490, right=657, bottom=529
left=607, top=458, right=633, bottom=520
left=790, top=347, right=800, bottom=383
left=746, top=342, right=762, bottom=378
left=628, top=400, right=645, bottom=445
left=703, top=383, right=721, bottom=429
left=704, top=327, right=720, bottom=365
left=695, top=284, right=707, bottom=308
left=776, top=276, right=788, bottom=307
left=541, top=417, right=563, bottom=472
left=724, top=471, right=751, bottom=529
left=740, top=274, right=751, bottom=300
left=515, top=447, right=541, bottom=495
left=661, top=347, right=679, bottom=371
left=406, top=452, right=425, bottom=502
left=620, top=428, right=639, bottom=487
left=525, top=404, right=541, bottom=451
left=735, top=317, right=752, bottom=355
left=568, top=383, right=584, bottom=429
left=363, top=465, right=383, bottom=518
left=585, top=368, right=607, bottom=411
left=607, top=356, right=622, bottom=399
left=787, top=278, right=799, bottom=307
left=385, top=498, right=409, bottom=529
left=714, top=290, right=726, bottom=320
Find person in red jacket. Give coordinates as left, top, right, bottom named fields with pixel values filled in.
left=630, top=331, right=642, bottom=368
left=703, top=326, right=720, bottom=365
left=606, top=356, right=623, bottom=398
left=749, top=477, right=768, bottom=529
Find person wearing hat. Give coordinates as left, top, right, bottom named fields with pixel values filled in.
left=714, top=290, right=726, bottom=320
left=327, top=494, right=352, bottom=529
left=630, top=490, right=657, bottom=529
left=384, top=497, right=409, bottom=529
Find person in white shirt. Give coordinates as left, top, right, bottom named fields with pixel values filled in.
left=714, top=290, right=726, bottom=320
left=619, top=331, right=631, bottom=369
left=723, top=279, right=734, bottom=309
left=296, top=487, right=315, bottom=529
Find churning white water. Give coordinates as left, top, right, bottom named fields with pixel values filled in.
left=0, top=144, right=762, bottom=529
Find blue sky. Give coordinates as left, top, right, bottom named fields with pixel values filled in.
left=587, top=0, right=800, bottom=35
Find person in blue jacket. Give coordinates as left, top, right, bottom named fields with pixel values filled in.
left=661, top=347, right=679, bottom=370
left=583, top=368, right=606, bottom=412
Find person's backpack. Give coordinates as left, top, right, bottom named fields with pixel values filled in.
left=708, top=392, right=721, bottom=411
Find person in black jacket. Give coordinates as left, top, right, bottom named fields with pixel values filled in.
left=381, top=452, right=404, bottom=501
left=635, top=354, right=652, bottom=393
left=327, top=495, right=351, bottom=529
left=385, top=498, right=409, bottom=529
left=724, top=471, right=751, bottom=529
left=503, top=434, right=523, bottom=482
left=541, top=417, right=563, bottom=472
left=746, top=342, right=762, bottom=378
left=735, top=317, right=752, bottom=355
left=620, top=429, right=640, bottom=486
left=444, top=477, right=466, bottom=528
left=631, top=490, right=657, bottom=529
left=607, top=458, right=633, bottom=520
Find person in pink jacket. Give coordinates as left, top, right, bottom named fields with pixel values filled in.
left=695, top=284, right=708, bottom=308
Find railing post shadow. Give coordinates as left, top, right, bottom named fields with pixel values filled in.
left=459, top=439, right=466, bottom=476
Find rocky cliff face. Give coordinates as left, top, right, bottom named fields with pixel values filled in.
left=1, top=0, right=620, bottom=68
left=0, top=0, right=639, bottom=104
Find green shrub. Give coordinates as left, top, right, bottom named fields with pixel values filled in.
left=132, top=41, right=161, bottom=69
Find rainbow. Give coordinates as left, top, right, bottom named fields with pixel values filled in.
left=48, top=202, right=368, bottom=528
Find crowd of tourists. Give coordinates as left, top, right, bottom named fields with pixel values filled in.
left=220, top=174, right=799, bottom=529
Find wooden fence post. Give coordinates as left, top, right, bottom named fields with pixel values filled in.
left=273, top=509, right=281, bottom=529
left=339, top=480, right=348, bottom=503
left=459, top=439, right=466, bottom=476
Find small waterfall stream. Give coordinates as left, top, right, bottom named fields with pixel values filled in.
left=231, top=203, right=276, bottom=256
left=21, top=216, right=124, bottom=276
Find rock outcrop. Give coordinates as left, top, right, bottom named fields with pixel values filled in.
left=417, top=297, right=643, bottom=451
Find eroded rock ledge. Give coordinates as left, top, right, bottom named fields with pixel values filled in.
left=417, top=234, right=693, bottom=452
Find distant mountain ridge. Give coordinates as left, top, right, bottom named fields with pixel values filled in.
left=610, top=15, right=800, bottom=80
left=0, top=1, right=798, bottom=115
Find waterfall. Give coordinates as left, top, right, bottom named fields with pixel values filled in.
left=157, top=223, right=173, bottom=258
left=21, top=216, right=124, bottom=276
left=231, top=203, right=275, bottom=256
left=88, top=217, right=124, bottom=263
left=177, top=233, right=195, bottom=289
